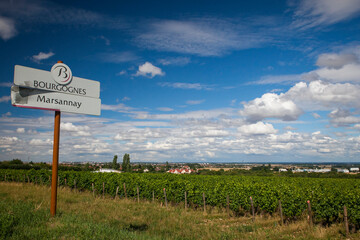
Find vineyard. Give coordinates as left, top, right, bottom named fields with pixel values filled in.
left=1, top=169, right=359, bottom=228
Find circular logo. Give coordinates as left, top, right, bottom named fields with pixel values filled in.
left=51, top=63, right=73, bottom=85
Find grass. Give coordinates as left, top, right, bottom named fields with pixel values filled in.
left=0, top=182, right=358, bottom=239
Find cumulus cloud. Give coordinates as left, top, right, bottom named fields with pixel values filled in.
left=61, top=122, right=91, bottom=136
left=29, top=139, right=52, bottom=145
left=16, top=128, right=25, bottom=133
left=285, top=80, right=360, bottom=110
left=32, top=51, right=54, bottom=62
left=238, top=122, right=278, bottom=135
left=134, top=62, right=165, bottom=78
left=240, top=93, right=303, bottom=122
left=328, top=109, right=360, bottom=127
left=316, top=53, right=358, bottom=69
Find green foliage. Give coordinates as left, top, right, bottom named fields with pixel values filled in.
left=122, top=153, right=131, bottom=172
left=1, top=169, right=360, bottom=227
left=112, top=155, right=119, bottom=169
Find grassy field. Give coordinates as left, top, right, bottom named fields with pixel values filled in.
left=0, top=182, right=358, bottom=239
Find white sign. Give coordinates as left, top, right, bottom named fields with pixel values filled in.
left=14, top=65, right=100, bottom=99
left=11, top=85, right=101, bottom=116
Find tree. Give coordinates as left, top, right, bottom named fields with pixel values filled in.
left=112, top=155, right=118, bottom=169
left=122, top=153, right=131, bottom=172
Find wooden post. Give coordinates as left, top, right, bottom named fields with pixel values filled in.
left=163, top=188, right=168, bottom=209
left=50, top=110, right=60, bottom=217
left=74, top=179, right=76, bottom=190
left=92, top=183, right=95, bottom=197
left=344, top=205, right=350, bottom=237
left=65, top=178, right=67, bottom=186
left=203, top=192, right=206, bottom=214
left=185, top=191, right=187, bottom=211
left=152, top=190, right=155, bottom=202
left=102, top=182, right=105, bottom=198
left=137, top=186, right=140, bottom=203
left=227, top=195, right=230, bottom=217
left=250, top=196, right=255, bottom=222
left=27, top=175, right=29, bottom=183
left=123, top=183, right=127, bottom=199
left=48, top=176, right=51, bottom=185
left=279, top=200, right=284, bottom=225
left=307, top=200, right=312, bottom=226
left=115, top=186, right=119, bottom=200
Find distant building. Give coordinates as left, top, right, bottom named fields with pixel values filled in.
left=279, top=168, right=288, bottom=172
left=94, top=168, right=121, bottom=173
left=167, top=168, right=195, bottom=174
left=350, top=167, right=359, bottom=172
left=337, top=169, right=350, bottom=173
left=143, top=168, right=150, bottom=173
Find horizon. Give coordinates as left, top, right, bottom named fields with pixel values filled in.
left=1, top=0, right=360, bottom=163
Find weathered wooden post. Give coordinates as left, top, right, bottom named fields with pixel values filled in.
left=115, top=186, right=119, bottom=200
left=137, top=186, right=140, bottom=203
left=92, top=183, right=95, bottom=197
left=152, top=190, right=155, bottom=202
left=203, top=192, right=206, bottom=214
left=102, top=182, right=105, bottom=198
left=123, top=183, right=127, bottom=199
left=226, top=195, right=230, bottom=217
left=279, top=200, right=284, bottom=225
left=185, top=191, right=187, bottom=211
left=250, top=196, right=255, bottom=222
left=344, top=205, right=350, bottom=237
left=163, top=188, right=168, bottom=209
left=307, top=200, right=313, bottom=226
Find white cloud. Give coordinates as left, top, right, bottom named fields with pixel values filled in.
left=16, top=128, right=25, bottom=133
left=29, top=139, right=52, bottom=146
left=0, top=96, right=10, bottom=103
left=157, top=107, right=173, bottom=112
left=305, top=63, right=360, bottom=83
left=252, top=74, right=302, bottom=85
left=316, top=53, right=358, bottom=69
left=240, top=93, right=303, bottom=122
left=238, top=122, right=278, bottom=135
left=292, top=0, right=360, bottom=29
left=312, top=113, right=321, bottom=119
left=0, top=16, right=17, bottom=40
left=61, top=122, right=90, bottom=136
left=134, top=62, right=165, bottom=78
left=285, top=81, right=360, bottom=110
left=158, top=57, right=191, bottom=66
left=32, top=51, right=54, bottom=62
left=100, top=51, right=138, bottom=63
left=186, top=100, right=205, bottom=105
left=135, top=18, right=266, bottom=56
left=158, top=82, right=214, bottom=90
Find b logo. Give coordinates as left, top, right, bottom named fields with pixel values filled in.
left=51, top=63, right=73, bottom=85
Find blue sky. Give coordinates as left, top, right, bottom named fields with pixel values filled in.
left=1, top=0, right=360, bottom=163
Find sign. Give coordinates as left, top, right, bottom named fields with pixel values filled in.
left=14, top=65, right=100, bottom=98
left=11, top=85, right=101, bottom=116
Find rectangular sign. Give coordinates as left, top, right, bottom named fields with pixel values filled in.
left=11, top=85, right=101, bottom=116
left=14, top=65, right=100, bottom=99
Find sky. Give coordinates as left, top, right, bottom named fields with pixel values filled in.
left=1, top=0, right=360, bottom=163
